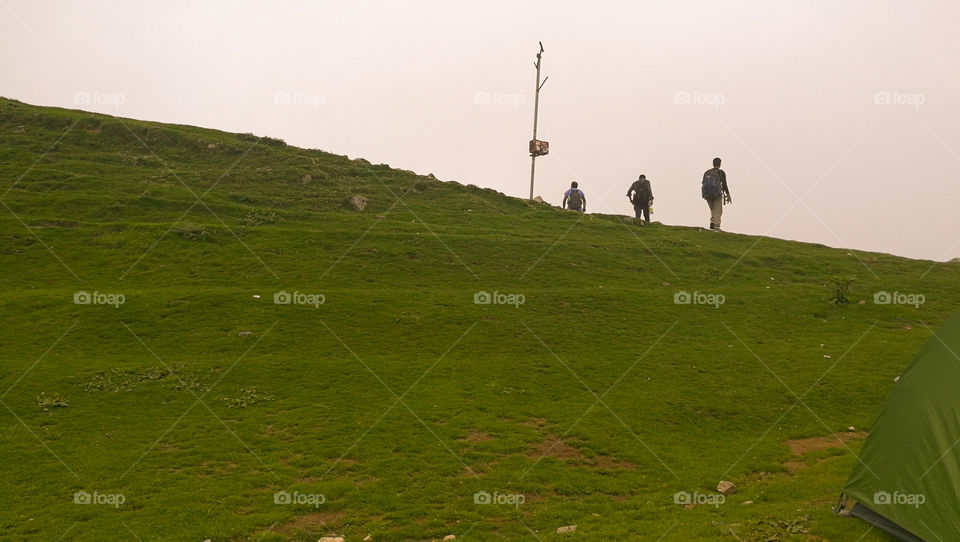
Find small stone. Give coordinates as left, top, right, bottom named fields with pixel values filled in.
left=590, top=513, right=600, bottom=517
left=894, top=376, right=900, bottom=383
left=824, top=354, right=831, bottom=358
left=238, top=331, right=252, bottom=336
left=742, top=500, right=753, bottom=505
left=302, top=174, right=312, bottom=184
left=318, top=537, right=344, bottom=542
left=662, top=282, right=670, bottom=286
left=13, top=125, right=26, bottom=133
left=207, top=143, right=217, bottom=149
left=375, top=215, right=385, bottom=220
left=443, top=536, right=456, bottom=541
left=717, top=480, right=736, bottom=495
left=533, top=196, right=544, bottom=203
left=858, top=300, right=866, bottom=305
left=363, top=535, right=372, bottom=542
left=848, top=426, right=856, bottom=431
left=557, top=525, right=576, bottom=534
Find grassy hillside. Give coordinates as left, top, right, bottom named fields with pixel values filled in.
left=1, top=97, right=957, bottom=541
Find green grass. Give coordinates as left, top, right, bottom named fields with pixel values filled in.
left=1, top=96, right=958, bottom=541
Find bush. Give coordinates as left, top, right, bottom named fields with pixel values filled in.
left=828, top=276, right=856, bottom=304
left=237, top=209, right=279, bottom=226
left=36, top=392, right=69, bottom=412
left=222, top=387, right=275, bottom=408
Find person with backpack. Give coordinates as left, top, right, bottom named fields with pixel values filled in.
left=563, top=181, right=586, bottom=212
left=701, top=157, right=731, bottom=230
left=626, top=174, right=654, bottom=224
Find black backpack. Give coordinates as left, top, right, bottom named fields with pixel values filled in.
left=568, top=189, right=583, bottom=209
left=702, top=168, right=722, bottom=199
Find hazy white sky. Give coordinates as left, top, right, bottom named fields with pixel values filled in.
left=2, top=0, right=958, bottom=261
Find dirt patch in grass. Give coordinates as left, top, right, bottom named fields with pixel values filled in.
left=196, top=460, right=239, bottom=477
left=593, top=454, right=638, bottom=469
left=275, top=510, right=345, bottom=537
left=783, top=460, right=808, bottom=472
left=518, top=417, right=547, bottom=428
left=784, top=431, right=867, bottom=456
left=461, top=429, right=493, bottom=443
left=781, top=431, right=868, bottom=473
left=531, top=435, right=582, bottom=460
left=261, top=424, right=299, bottom=440
left=159, top=443, right=181, bottom=453
left=29, top=220, right=79, bottom=228
left=528, top=435, right=637, bottom=469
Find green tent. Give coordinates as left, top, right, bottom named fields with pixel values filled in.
left=840, top=313, right=960, bottom=540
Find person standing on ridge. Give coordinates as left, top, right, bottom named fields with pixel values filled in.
left=626, top=174, right=654, bottom=224
left=563, top=181, right=586, bottom=212
left=701, top=157, right=731, bottom=230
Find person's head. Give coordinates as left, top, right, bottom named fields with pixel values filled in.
left=713, top=157, right=722, bottom=167
left=638, top=174, right=646, bottom=180
left=571, top=181, right=578, bottom=189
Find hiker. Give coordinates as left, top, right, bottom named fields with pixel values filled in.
left=701, top=157, right=731, bottom=230
left=562, top=181, right=586, bottom=212
left=626, top=174, right=654, bottom=224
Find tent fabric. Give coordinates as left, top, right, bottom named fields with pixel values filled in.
left=848, top=503, right=924, bottom=542
left=843, top=312, right=960, bottom=541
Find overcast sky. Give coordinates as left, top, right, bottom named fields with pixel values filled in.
left=2, top=0, right=958, bottom=261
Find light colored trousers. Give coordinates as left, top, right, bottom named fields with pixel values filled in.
left=706, top=197, right=723, bottom=227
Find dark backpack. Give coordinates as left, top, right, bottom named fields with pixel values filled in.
left=630, top=181, right=648, bottom=204
left=702, top=168, right=722, bottom=199
left=568, top=189, right=583, bottom=209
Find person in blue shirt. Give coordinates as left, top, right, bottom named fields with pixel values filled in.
left=562, top=181, right=586, bottom=212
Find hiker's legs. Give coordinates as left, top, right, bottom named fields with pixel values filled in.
left=634, top=204, right=643, bottom=219
left=641, top=205, right=650, bottom=223
left=710, top=198, right=723, bottom=228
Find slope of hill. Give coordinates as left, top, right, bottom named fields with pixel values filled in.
left=1, top=97, right=957, bottom=541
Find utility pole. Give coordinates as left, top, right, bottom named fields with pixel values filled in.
left=528, top=42, right=549, bottom=200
